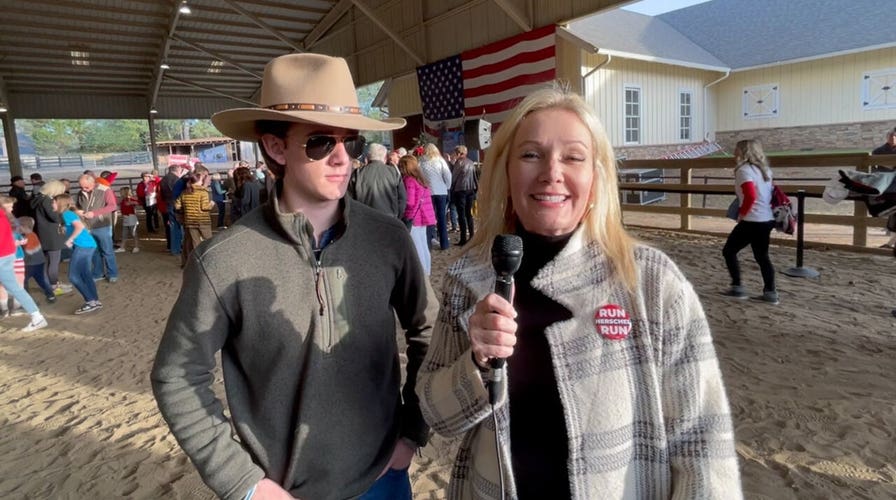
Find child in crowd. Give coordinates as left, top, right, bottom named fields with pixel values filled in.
left=118, top=186, right=140, bottom=253
left=175, top=170, right=214, bottom=266
left=0, top=196, right=48, bottom=331
left=210, top=172, right=228, bottom=229
left=17, top=216, right=56, bottom=304
left=55, top=193, right=102, bottom=314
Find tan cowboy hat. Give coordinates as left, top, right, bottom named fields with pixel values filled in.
left=211, top=53, right=405, bottom=140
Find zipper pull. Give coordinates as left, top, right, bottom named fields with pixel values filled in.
left=314, top=265, right=324, bottom=316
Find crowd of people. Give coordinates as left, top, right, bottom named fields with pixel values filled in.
left=0, top=160, right=278, bottom=325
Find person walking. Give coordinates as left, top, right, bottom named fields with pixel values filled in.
left=722, top=139, right=779, bottom=304
left=0, top=196, right=48, bottom=331
left=55, top=193, right=102, bottom=314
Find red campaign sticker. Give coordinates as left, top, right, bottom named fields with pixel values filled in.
left=594, top=304, right=632, bottom=340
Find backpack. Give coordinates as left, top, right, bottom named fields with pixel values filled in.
left=771, top=184, right=796, bottom=235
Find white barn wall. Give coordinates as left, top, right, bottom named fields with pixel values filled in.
left=582, top=54, right=720, bottom=149
left=715, top=47, right=896, bottom=131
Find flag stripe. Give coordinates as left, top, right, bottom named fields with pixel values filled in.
left=462, top=44, right=555, bottom=81
left=464, top=76, right=557, bottom=117
left=461, top=24, right=556, bottom=63
left=416, top=25, right=556, bottom=143
left=464, top=64, right=556, bottom=100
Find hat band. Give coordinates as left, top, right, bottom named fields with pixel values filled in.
left=266, top=103, right=361, bottom=114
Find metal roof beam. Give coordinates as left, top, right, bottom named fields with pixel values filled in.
left=350, top=0, right=423, bottom=66
left=304, top=0, right=353, bottom=51
left=221, top=0, right=304, bottom=52
left=163, top=75, right=258, bottom=106
left=169, top=34, right=264, bottom=80
left=491, top=0, right=531, bottom=32
left=148, top=3, right=185, bottom=112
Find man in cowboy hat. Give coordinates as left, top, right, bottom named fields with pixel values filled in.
left=151, top=53, right=436, bottom=500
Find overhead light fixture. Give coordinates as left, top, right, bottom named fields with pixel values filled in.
left=0, top=105, right=7, bottom=113
left=150, top=108, right=158, bottom=114
left=160, top=63, right=170, bottom=70
left=70, top=48, right=91, bottom=66
left=179, top=1, right=191, bottom=14
left=207, top=60, right=224, bottom=74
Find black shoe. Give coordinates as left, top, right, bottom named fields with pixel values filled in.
left=721, top=285, right=748, bottom=299
left=457, top=239, right=468, bottom=246
left=750, top=290, right=780, bottom=305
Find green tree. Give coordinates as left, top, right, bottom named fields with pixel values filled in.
left=81, top=120, right=145, bottom=152
left=357, top=81, right=392, bottom=147
left=153, top=120, right=186, bottom=142
left=191, top=119, right=220, bottom=138
left=28, top=119, right=84, bottom=155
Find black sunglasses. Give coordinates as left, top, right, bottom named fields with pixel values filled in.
left=302, top=135, right=366, bottom=161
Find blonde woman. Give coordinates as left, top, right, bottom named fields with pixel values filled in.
left=722, top=139, right=778, bottom=304
left=419, top=143, right=452, bottom=249
left=416, top=86, right=741, bottom=498
left=32, top=180, right=69, bottom=294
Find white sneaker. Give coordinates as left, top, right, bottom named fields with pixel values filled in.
left=132, top=247, right=140, bottom=253
left=23, top=316, right=48, bottom=332
left=114, top=247, right=126, bottom=253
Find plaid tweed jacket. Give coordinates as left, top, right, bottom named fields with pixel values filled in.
left=417, top=230, right=742, bottom=499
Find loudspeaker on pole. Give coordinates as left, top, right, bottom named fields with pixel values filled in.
left=463, top=119, right=492, bottom=150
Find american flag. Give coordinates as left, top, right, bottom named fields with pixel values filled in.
left=416, top=25, right=557, bottom=137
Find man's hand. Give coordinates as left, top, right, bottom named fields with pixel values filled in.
left=252, top=478, right=296, bottom=499
left=378, top=438, right=417, bottom=478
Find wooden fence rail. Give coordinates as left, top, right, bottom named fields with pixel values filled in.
left=617, top=152, right=896, bottom=252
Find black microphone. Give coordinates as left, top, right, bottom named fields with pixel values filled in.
left=488, top=234, right=523, bottom=404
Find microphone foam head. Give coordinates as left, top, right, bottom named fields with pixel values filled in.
left=491, top=234, right=523, bottom=276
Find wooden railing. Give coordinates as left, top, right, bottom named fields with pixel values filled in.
left=617, top=153, right=896, bottom=252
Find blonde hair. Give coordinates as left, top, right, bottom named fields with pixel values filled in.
left=466, top=85, right=639, bottom=290
left=734, top=139, right=772, bottom=182
left=423, top=143, right=441, bottom=160
left=40, top=180, right=66, bottom=197
left=54, top=193, right=75, bottom=213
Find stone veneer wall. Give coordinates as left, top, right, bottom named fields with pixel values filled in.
left=615, top=120, right=896, bottom=160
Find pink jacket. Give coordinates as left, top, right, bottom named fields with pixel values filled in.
left=403, top=176, right=436, bottom=227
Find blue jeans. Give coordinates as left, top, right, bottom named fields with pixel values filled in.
left=69, top=246, right=98, bottom=302
left=0, top=254, right=39, bottom=314
left=25, top=263, right=55, bottom=298
left=427, top=194, right=450, bottom=250
left=89, top=225, right=119, bottom=280
left=167, top=205, right=183, bottom=255
left=215, top=200, right=227, bottom=227
left=358, top=467, right=411, bottom=500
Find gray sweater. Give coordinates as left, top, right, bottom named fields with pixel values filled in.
left=151, top=196, right=436, bottom=500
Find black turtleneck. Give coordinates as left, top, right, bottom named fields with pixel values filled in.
left=508, top=226, right=573, bottom=498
